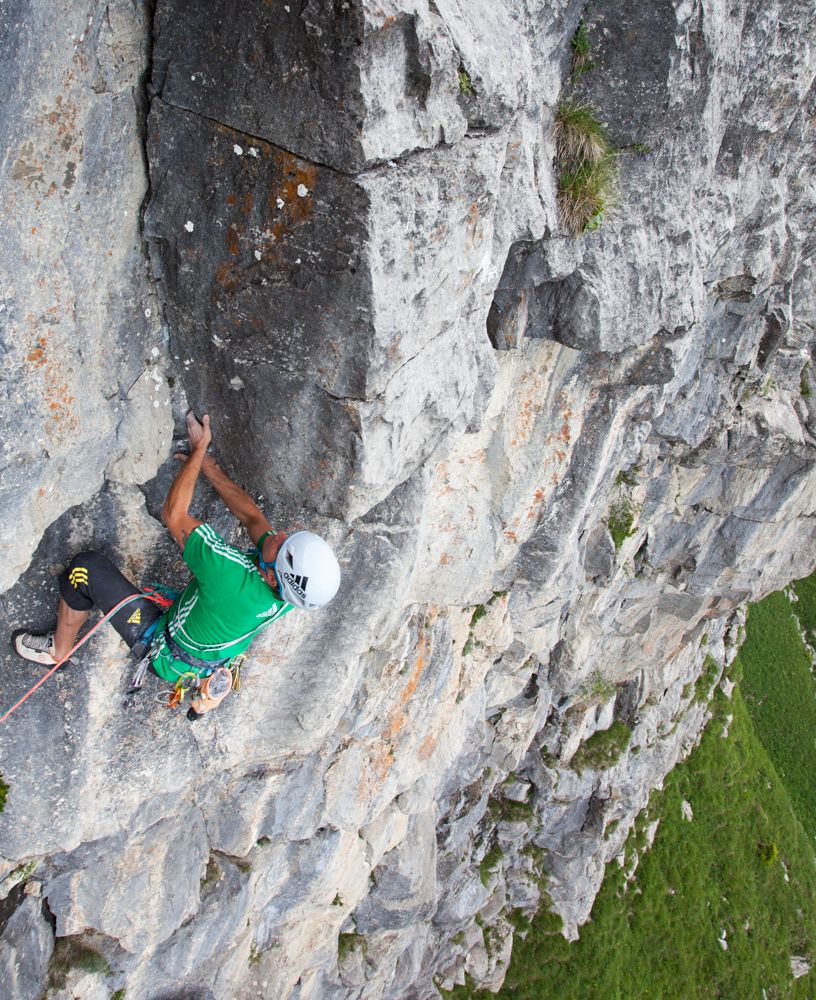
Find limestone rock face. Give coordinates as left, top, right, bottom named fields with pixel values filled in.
left=0, top=1, right=815, bottom=999
left=0, top=0, right=172, bottom=593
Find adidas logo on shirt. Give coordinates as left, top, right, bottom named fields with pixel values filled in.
left=283, top=573, right=308, bottom=602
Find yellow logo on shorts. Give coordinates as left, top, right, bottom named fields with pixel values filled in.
left=69, top=567, right=89, bottom=588
left=127, top=608, right=142, bottom=625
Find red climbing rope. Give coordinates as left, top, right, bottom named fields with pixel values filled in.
left=0, top=593, right=147, bottom=726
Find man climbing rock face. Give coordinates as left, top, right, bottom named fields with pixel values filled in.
left=12, top=411, right=341, bottom=719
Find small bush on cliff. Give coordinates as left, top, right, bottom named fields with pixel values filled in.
left=756, top=840, right=779, bottom=864
left=554, top=101, right=618, bottom=235
left=570, top=720, right=633, bottom=772
left=692, top=655, right=720, bottom=704
left=0, top=773, right=7, bottom=812
left=338, top=931, right=366, bottom=962
left=570, top=19, right=596, bottom=79
left=48, top=938, right=111, bottom=989
left=607, top=496, right=638, bottom=550
left=458, top=67, right=475, bottom=96
left=580, top=669, right=617, bottom=705
left=800, top=362, right=812, bottom=399
left=480, top=841, right=504, bottom=886
left=614, top=467, right=638, bottom=489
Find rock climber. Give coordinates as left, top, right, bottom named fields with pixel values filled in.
left=12, top=411, right=341, bottom=719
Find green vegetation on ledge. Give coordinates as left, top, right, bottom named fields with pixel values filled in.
left=800, top=362, right=812, bottom=398
left=338, top=931, right=366, bottom=962
left=48, top=938, right=111, bottom=989
left=570, top=720, right=632, bottom=773
left=479, top=841, right=504, bottom=887
left=692, top=654, right=720, bottom=704
left=607, top=495, right=638, bottom=550
left=458, top=67, right=474, bottom=97
left=569, top=18, right=596, bottom=79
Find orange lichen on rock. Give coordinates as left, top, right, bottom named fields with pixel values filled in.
left=226, top=224, right=241, bottom=256
left=215, top=262, right=241, bottom=291
left=418, top=733, right=437, bottom=761
left=274, top=151, right=318, bottom=226
left=27, top=337, right=47, bottom=365
left=363, top=632, right=430, bottom=790
left=214, top=143, right=319, bottom=291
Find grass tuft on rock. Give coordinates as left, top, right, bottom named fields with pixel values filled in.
left=0, top=773, right=7, bottom=813
left=558, top=154, right=618, bottom=234
left=338, top=931, right=366, bottom=962
left=554, top=102, right=618, bottom=235
left=458, top=67, right=475, bottom=97
left=554, top=101, right=608, bottom=164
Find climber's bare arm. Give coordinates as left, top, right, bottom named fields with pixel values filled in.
left=199, top=454, right=273, bottom=546
left=162, top=414, right=209, bottom=550
left=178, top=410, right=272, bottom=545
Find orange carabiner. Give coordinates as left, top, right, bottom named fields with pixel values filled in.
left=167, top=684, right=184, bottom=710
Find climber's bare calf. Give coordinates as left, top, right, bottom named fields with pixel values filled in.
left=13, top=552, right=164, bottom=666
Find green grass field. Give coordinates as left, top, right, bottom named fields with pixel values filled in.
left=452, top=571, right=816, bottom=1000
left=738, top=584, right=816, bottom=844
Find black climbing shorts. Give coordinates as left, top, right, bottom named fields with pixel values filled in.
left=59, top=551, right=164, bottom=650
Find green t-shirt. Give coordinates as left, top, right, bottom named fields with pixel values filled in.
left=151, top=523, right=292, bottom=682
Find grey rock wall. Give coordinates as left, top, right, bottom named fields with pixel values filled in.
left=0, top=1, right=814, bottom=998
left=0, top=0, right=174, bottom=593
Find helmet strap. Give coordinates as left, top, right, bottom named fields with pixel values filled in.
left=256, top=546, right=283, bottom=598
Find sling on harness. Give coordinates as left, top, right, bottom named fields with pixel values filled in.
left=128, top=585, right=180, bottom=693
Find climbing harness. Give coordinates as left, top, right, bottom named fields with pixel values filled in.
left=0, top=589, right=167, bottom=725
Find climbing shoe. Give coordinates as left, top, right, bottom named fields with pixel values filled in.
left=12, top=630, right=59, bottom=666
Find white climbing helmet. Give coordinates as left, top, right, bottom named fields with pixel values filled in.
left=275, top=531, right=341, bottom=610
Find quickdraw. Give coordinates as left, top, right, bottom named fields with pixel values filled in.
left=163, top=660, right=243, bottom=710
left=165, top=674, right=199, bottom=708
